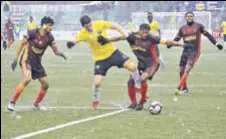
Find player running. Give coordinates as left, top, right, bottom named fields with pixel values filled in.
left=7, top=16, right=67, bottom=111
left=5, top=17, right=15, bottom=48
left=167, top=11, right=223, bottom=95
left=97, top=23, right=184, bottom=110
left=66, top=15, right=138, bottom=110
left=220, top=17, right=226, bottom=51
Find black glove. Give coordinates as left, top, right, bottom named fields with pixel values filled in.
left=97, top=35, right=109, bottom=45
left=167, top=45, right=172, bottom=49
left=215, top=43, right=223, bottom=50
left=67, top=41, right=75, bottom=49
left=3, top=40, right=7, bottom=50
left=11, top=59, right=17, bottom=71
left=59, top=52, right=67, bottom=60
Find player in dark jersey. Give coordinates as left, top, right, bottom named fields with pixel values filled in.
left=98, top=23, right=183, bottom=110
left=167, top=12, right=223, bottom=95
left=5, top=17, right=15, bottom=48
left=7, top=16, right=67, bottom=112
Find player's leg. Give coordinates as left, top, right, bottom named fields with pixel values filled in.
left=127, top=75, right=138, bottom=109
left=91, top=59, right=109, bottom=110
left=7, top=63, right=32, bottom=111
left=179, top=66, right=188, bottom=92
left=136, top=63, right=159, bottom=111
left=33, top=76, right=49, bottom=110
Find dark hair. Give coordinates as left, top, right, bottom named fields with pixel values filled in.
left=139, top=23, right=150, bottom=30
left=80, top=15, right=91, bottom=26
left=185, top=11, right=194, bottom=17
left=41, top=16, right=54, bottom=26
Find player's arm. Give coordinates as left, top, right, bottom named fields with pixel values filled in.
left=110, top=24, right=128, bottom=38
left=156, top=21, right=161, bottom=37
left=11, top=36, right=28, bottom=70
left=160, top=39, right=183, bottom=47
left=200, top=24, right=223, bottom=50
left=67, top=32, right=84, bottom=49
left=167, top=28, right=183, bottom=48
left=49, top=35, right=67, bottom=60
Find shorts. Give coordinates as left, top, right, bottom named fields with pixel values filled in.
left=138, top=60, right=160, bottom=80
left=94, top=49, right=129, bottom=76
left=7, top=32, right=14, bottom=42
left=20, top=58, right=47, bottom=80
left=179, top=49, right=199, bottom=67
left=224, top=34, right=226, bottom=41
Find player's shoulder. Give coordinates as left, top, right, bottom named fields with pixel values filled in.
left=153, top=20, right=159, bottom=24
left=93, top=20, right=112, bottom=26
left=28, top=28, right=39, bottom=35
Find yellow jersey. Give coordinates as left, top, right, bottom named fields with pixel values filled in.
left=75, top=21, right=116, bottom=61
left=27, top=21, right=38, bottom=30
left=149, top=21, right=160, bottom=36
left=221, top=21, right=226, bottom=35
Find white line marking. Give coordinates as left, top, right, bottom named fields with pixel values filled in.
left=11, top=109, right=130, bottom=139
left=1, top=106, right=124, bottom=111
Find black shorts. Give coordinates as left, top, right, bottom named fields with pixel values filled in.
left=20, top=58, right=47, bottom=80
left=138, top=61, right=160, bottom=80
left=7, top=32, right=14, bottom=41
left=94, top=49, right=129, bottom=76
left=179, top=49, right=199, bottom=67
left=224, top=34, right=226, bottom=41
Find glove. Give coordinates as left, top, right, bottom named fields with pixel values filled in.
left=11, top=59, right=17, bottom=71
left=59, top=52, right=67, bottom=60
left=167, top=45, right=172, bottom=49
left=3, top=40, right=7, bottom=50
left=97, top=35, right=109, bottom=45
left=67, top=41, right=75, bottom=49
left=215, top=43, right=223, bottom=50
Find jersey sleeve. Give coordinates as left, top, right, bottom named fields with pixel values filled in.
left=100, top=21, right=113, bottom=29
left=174, top=27, right=183, bottom=41
left=75, top=31, right=86, bottom=42
left=48, top=33, right=56, bottom=46
left=199, top=23, right=207, bottom=34
left=155, top=21, right=160, bottom=30
left=126, top=33, right=136, bottom=45
left=26, top=29, right=37, bottom=40
left=149, top=34, right=161, bottom=44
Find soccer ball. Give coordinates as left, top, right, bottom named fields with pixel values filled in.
left=148, top=101, right=163, bottom=115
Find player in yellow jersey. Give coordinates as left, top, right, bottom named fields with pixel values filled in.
left=26, top=16, right=38, bottom=31
left=221, top=17, right=226, bottom=51
left=67, top=15, right=138, bottom=110
left=147, top=12, right=165, bottom=70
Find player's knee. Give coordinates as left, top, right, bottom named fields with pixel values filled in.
left=42, top=83, right=49, bottom=90
left=94, top=81, right=102, bottom=88
left=124, top=60, right=137, bottom=72
left=24, top=78, right=32, bottom=85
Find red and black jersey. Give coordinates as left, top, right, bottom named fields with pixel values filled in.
left=175, top=22, right=207, bottom=54
left=21, top=28, right=55, bottom=64
left=127, top=32, right=161, bottom=66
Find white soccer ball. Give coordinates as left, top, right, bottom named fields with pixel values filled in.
left=148, top=101, right=163, bottom=115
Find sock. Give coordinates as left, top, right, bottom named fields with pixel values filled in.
left=11, top=84, right=25, bottom=103
left=139, top=82, right=148, bottom=105
left=178, top=73, right=189, bottom=89
left=180, top=72, right=187, bottom=89
left=93, top=85, right=100, bottom=101
left=224, top=41, right=226, bottom=50
left=34, top=89, right=47, bottom=105
left=128, top=86, right=137, bottom=104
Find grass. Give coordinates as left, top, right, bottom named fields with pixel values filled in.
left=1, top=40, right=226, bottom=139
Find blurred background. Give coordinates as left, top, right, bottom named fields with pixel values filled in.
left=1, top=1, right=225, bottom=39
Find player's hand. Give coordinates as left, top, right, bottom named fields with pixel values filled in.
left=67, top=41, right=75, bottom=49
left=215, top=43, right=223, bottom=50
left=167, top=45, right=172, bottom=49
left=97, top=35, right=109, bottom=45
left=59, top=52, right=67, bottom=60
left=11, top=59, right=17, bottom=71
left=3, top=40, right=7, bottom=50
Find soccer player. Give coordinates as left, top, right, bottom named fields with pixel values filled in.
left=167, top=11, right=223, bottom=95
left=66, top=15, right=138, bottom=110
left=5, top=17, right=15, bottom=48
left=27, top=16, right=38, bottom=31
left=147, top=12, right=165, bottom=70
left=97, top=23, right=183, bottom=110
left=221, top=17, right=226, bottom=51
left=7, top=16, right=67, bottom=111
